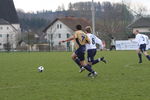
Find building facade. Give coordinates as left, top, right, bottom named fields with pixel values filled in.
left=43, top=17, right=90, bottom=51
left=0, top=0, right=21, bottom=51
left=0, top=19, right=21, bottom=50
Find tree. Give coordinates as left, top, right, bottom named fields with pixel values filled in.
left=17, top=1, right=135, bottom=48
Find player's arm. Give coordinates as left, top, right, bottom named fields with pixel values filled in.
left=95, top=36, right=104, bottom=49
left=94, top=35, right=103, bottom=46
left=85, top=35, right=90, bottom=44
left=131, top=35, right=139, bottom=43
left=95, top=36, right=102, bottom=45
left=146, top=36, right=149, bottom=45
left=59, top=35, right=75, bottom=43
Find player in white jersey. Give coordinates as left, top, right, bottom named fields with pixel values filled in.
left=133, top=30, right=150, bottom=63
left=85, top=26, right=106, bottom=66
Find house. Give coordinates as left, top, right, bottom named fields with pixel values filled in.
left=0, top=0, right=21, bottom=50
left=128, top=17, right=150, bottom=36
left=43, top=17, right=91, bottom=51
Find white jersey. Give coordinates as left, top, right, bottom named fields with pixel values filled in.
left=86, top=33, right=103, bottom=50
left=135, top=34, right=149, bottom=45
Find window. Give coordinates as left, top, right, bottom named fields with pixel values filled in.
left=7, top=34, right=9, bottom=37
left=7, top=27, right=9, bottom=30
left=67, top=34, right=70, bottom=38
left=60, top=24, right=62, bottom=29
left=59, top=42, right=61, bottom=46
left=50, top=34, right=53, bottom=39
left=0, top=34, right=2, bottom=37
left=58, top=34, right=61, bottom=38
left=57, top=24, right=62, bottom=29
left=57, top=24, right=59, bottom=29
left=0, top=27, right=3, bottom=30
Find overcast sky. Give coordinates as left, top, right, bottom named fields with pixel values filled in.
left=13, top=0, right=150, bottom=14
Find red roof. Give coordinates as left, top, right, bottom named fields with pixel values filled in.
left=43, top=17, right=91, bottom=32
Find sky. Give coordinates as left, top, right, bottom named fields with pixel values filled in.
left=13, top=0, right=150, bottom=14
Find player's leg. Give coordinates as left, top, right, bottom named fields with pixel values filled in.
left=87, top=49, right=95, bottom=65
left=92, top=57, right=107, bottom=65
left=71, top=52, right=82, bottom=68
left=78, top=49, right=96, bottom=75
left=77, top=50, right=86, bottom=73
left=141, top=44, right=150, bottom=61
left=87, top=49, right=106, bottom=65
left=80, top=60, right=97, bottom=77
left=113, top=45, right=116, bottom=50
left=74, top=46, right=87, bottom=72
left=136, top=49, right=142, bottom=63
left=143, top=51, right=150, bottom=60
left=140, top=44, right=150, bottom=61
left=110, top=46, right=113, bottom=51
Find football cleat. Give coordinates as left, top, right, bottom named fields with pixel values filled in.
left=99, top=57, right=107, bottom=64
left=139, top=61, right=142, bottom=64
left=87, top=73, right=92, bottom=77
left=88, top=72, right=98, bottom=78
left=93, top=71, right=98, bottom=77
left=79, top=67, right=85, bottom=73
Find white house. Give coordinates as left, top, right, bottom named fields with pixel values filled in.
left=0, top=0, right=21, bottom=51
left=43, top=17, right=90, bottom=51
left=0, top=19, right=21, bottom=50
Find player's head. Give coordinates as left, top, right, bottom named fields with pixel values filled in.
left=133, top=30, right=140, bottom=35
left=85, top=26, right=92, bottom=34
left=76, top=25, right=82, bottom=30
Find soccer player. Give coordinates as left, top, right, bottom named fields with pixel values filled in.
left=59, top=25, right=97, bottom=77
left=84, top=26, right=106, bottom=76
left=110, top=37, right=116, bottom=51
left=85, top=26, right=106, bottom=65
left=70, top=26, right=106, bottom=74
left=133, top=30, right=150, bottom=63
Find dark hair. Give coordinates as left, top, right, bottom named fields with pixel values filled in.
left=76, top=25, right=82, bottom=30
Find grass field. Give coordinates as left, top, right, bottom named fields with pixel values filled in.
left=0, top=51, right=150, bottom=100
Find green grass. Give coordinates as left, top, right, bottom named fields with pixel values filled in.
left=0, top=51, right=150, bottom=100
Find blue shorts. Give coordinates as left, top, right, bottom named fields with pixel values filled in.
left=75, top=45, right=86, bottom=61
left=139, top=44, right=146, bottom=52
left=87, top=49, right=97, bottom=62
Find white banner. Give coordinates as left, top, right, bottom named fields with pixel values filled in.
left=115, top=40, right=150, bottom=50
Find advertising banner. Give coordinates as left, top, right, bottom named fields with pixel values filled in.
left=115, top=40, right=150, bottom=50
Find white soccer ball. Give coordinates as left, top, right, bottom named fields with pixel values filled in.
left=38, top=66, right=44, bottom=72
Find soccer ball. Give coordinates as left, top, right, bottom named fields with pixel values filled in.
left=38, top=66, right=44, bottom=72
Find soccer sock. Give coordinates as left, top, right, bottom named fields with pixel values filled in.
left=138, top=53, right=142, bottom=62
left=74, top=58, right=82, bottom=68
left=84, top=64, right=95, bottom=73
left=146, top=55, right=150, bottom=61
left=92, top=59, right=99, bottom=65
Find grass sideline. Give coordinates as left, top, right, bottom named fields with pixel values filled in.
left=0, top=51, right=150, bottom=100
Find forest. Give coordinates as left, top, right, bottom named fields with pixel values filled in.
left=17, top=1, right=147, bottom=45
